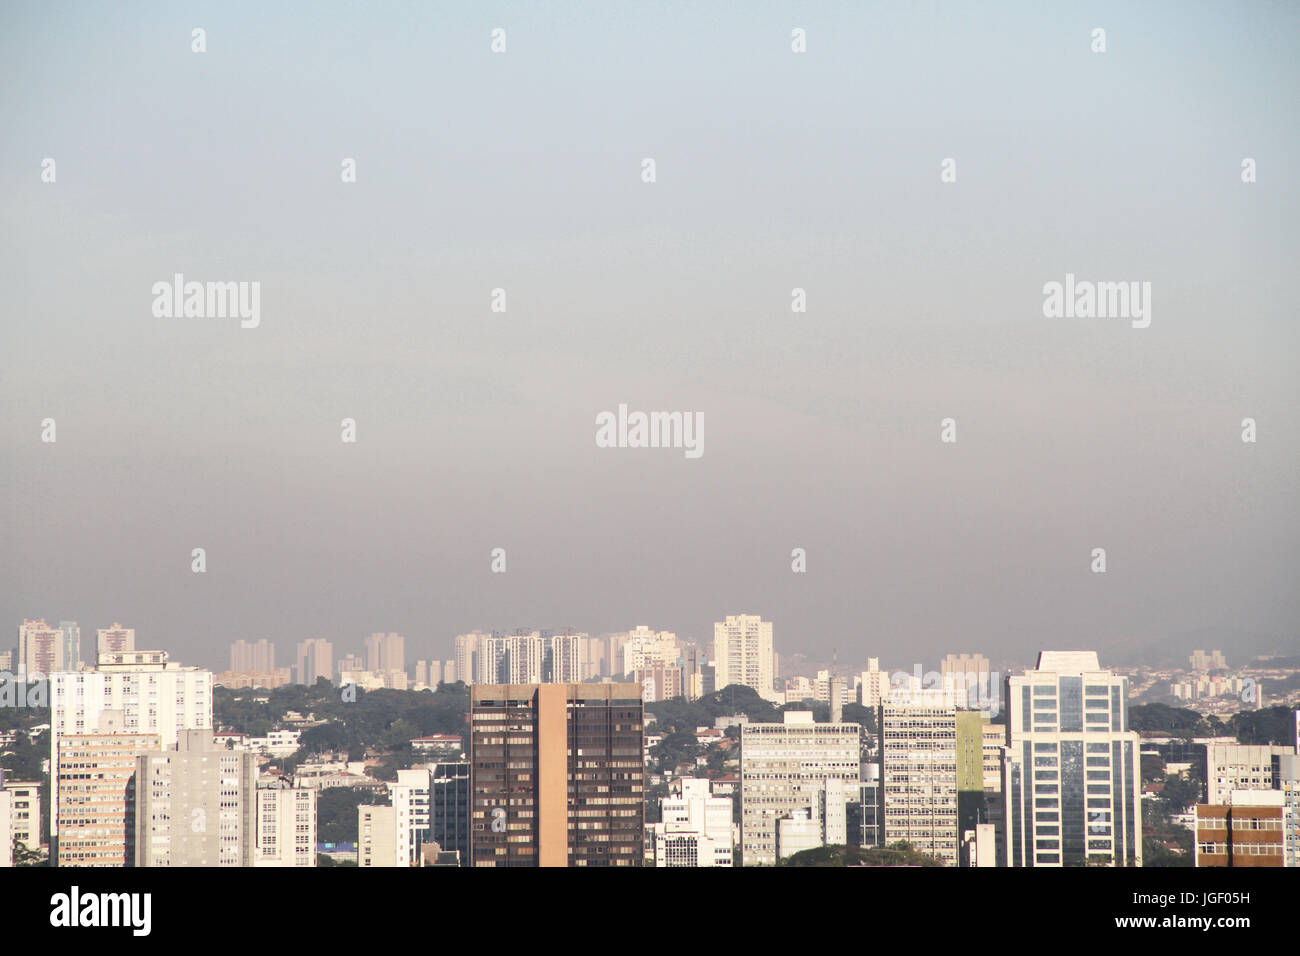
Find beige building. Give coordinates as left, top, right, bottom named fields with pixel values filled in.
left=359, top=804, right=404, bottom=867
left=713, top=614, right=777, bottom=701
left=255, top=784, right=317, bottom=867
left=96, top=623, right=135, bottom=658
left=4, top=779, right=41, bottom=854
left=295, top=638, right=333, bottom=687
left=56, top=711, right=161, bottom=867
left=18, top=618, right=63, bottom=680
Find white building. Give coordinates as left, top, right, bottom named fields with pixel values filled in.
left=650, top=777, right=733, bottom=867
left=739, top=711, right=860, bottom=866
left=1205, top=744, right=1296, bottom=804
left=1002, top=651, right=1142, bottom=867
left=49, top=652, right=213, bottom=838
left=391, top=768, right=432, bottom=864
left=476, top=631, right=583, bottom=685
left=713, top=615, right=777, bottom=702
left=255, top=784, right=317, bottom=867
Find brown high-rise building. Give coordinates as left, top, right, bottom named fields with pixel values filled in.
left=469, top=683, right=644, bottom=867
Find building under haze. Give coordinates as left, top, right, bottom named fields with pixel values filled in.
left=295, top=638, right=333, bottom=687
left=1002, top=651, right=1142, bottom=867
left=713, top=614, right=777, bottom=702
left=96, top=623, right=134, bottom=658
left=469, top=683, right=644, bottom=867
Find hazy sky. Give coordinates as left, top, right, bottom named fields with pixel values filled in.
left=2, top=2, right=1298, bottom=673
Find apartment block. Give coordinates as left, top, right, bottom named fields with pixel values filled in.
left=740, top=711, right=861, bottom=866
left=4, top=778, right=41, bottom=854
left=713, top=615, right=777, bottom=701
left=255, top=784, right=317, bottom=867
left=135, top=730, right=258, bottom=867
left=295, top=638, right=333, bottom=687
left=49, top=652, right=213, bottom=837
left=96, top=624, right=135, bottom=658
left=55, top=711, right=161, bottom=867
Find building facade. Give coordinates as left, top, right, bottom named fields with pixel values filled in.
left=1002, top=651, right=1142, bottom=867
left=469, top=683, right=644, bottom=867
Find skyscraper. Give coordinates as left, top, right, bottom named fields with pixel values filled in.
left=712, top=614, right=776, bottom=701
left=1002, top=651, right=1142, bottom=867
left=879, top=702, right=959, bottom=865
left=469, top=683, right=644, bottom=867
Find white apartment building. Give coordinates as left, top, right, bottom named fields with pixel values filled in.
left=391, top=767, right=432, bottom=864
left=879, top=702, right=959, bottom=865
left=476, top=632, right=583, bottom=685
left=713, top=615, right=777, bottom=702
left=49, top=653, right=212, bottom=838
left=856, top=658, right=891, bottom=708
left=650, top=777, right=733, bottom=867
left=621, top=626, right=680, bottom=676
left=740, top=711, right=860, bottom=866
left=1002, top=651, right=1142, bottom=867
left=255, top=784, right=317, bottom=867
